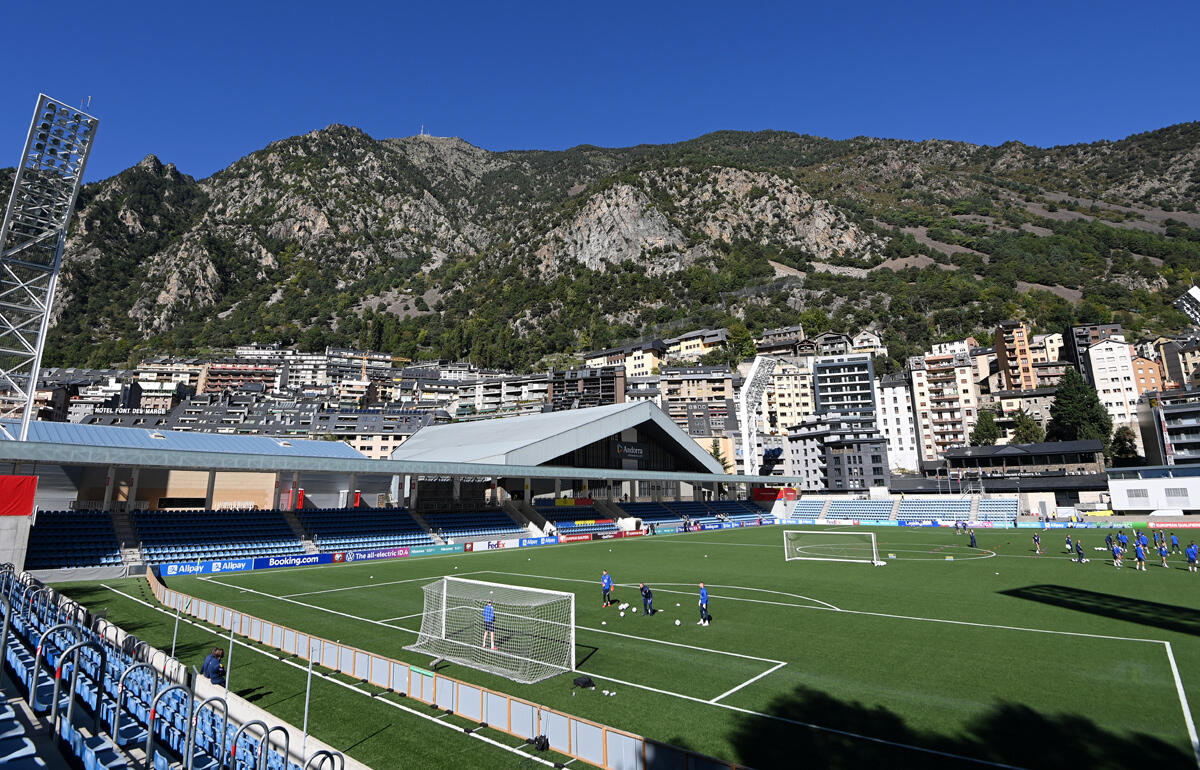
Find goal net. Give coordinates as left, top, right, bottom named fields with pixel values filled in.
left=784, top=530, right=885, bottom=565
left=405, top=576, right=575, bottom=684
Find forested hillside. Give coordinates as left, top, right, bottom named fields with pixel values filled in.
left=15, top=121, right=1200, bottom=370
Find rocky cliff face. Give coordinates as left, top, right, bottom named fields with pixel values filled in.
left=28, top=120, right=1200, bottom=369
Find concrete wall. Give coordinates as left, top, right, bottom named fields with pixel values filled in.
left=0, top=516, right=32, bottom=571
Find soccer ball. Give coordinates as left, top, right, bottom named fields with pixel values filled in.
left=674, top=619, right=680, bottom=626
left=601, top=621, right=606, bottom=625
left=619, top=611, right=625, bottom=617
left=631, top=607, right=637, bottom=613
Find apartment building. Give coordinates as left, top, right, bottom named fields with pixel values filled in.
left=1138, top=386, right=1200, bottom=466
left=755, top=325, right=806, bottom=356
left=787, top=411, right=890, bottom=491
left=457, top=373, right=550, bottom=417
left=664, top=329, right=728, bottom=362
left=851, top=329, right=888, bottom=358
left=1029, top=332, right=1064, bottom=364
left=875, top=372, right=920, bottom=472
left=547, top=367, right=627, bottom=412
left=1132, top=356, right=1164, bottom=396
left=909, top=350, right=981, bottom=464
left=813, top=354, right=876, bottom=414
left=995, top=321, right=1036, bottom=391
left=660, top=366, right=735, bottom=435
left=1083, top=338, right=1140, bottom=448
left=766, top=358, right=816, bottom=432
left=1064, top=324, right=1124, bottom=371
left=197, top=362, right=280, bottom=394
left=582, top=340, right=666, bottom=376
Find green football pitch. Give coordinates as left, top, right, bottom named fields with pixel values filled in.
left=57, top=525, right=1200, bottom=769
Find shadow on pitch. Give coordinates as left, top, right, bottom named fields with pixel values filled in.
left=728, top=685, right=1193, bottom=769
left=1000, top=584, right=1200, bottom=637
left=575, top=644, right=599, bottom=669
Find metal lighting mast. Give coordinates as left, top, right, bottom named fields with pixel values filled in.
left=0, top=95, right=98, bottom=440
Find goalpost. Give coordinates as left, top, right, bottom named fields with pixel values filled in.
left=783, top=530, right=886, bottom=566
left=405, top=576, right=575, bottom=684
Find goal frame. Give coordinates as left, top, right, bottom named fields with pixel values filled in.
left=783, top=529, right=883, bottom=565
left=409, top=575, right=576, bottom=683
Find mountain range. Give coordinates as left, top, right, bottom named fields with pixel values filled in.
left=9, top=121, right=1200, bottom=371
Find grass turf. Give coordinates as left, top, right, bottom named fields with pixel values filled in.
left=57, top=524, right=1200, bottom=769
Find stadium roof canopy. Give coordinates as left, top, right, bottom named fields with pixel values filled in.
left=0, top=409, right=800, bottom=483
left=0, top=419, right=365, bottom=459
left=390, top=401, right=724, bottom=473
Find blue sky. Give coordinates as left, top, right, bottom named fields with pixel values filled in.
left=2, top=0, right=1197, bottom=182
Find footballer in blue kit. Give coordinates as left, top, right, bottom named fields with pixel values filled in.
left=601, top=569, right=614, bottom=607
left=1172, top=533, right=1181, bottom=555
left=482, top=600, right=496, bottom=650
left=1187, top=542, right=1198, bottom=574
left=698, top=583, right=709, bottom=626
left=1135, top=543, right=1146, bottom=572
left=1159, top=544, right=1170, bottom=568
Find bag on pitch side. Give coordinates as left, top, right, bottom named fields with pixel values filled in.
left=573, top=675, right=596, bottom=689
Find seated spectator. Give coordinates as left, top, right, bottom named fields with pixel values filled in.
left=201, top=647, right=226, bottom=685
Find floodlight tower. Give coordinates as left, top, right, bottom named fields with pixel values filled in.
left=0, top=95, right=98, bottom=440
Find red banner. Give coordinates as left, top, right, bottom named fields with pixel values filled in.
left=1149, top=521, right=1200, bottom=528
left=618, top=529, right=647, bottom=538
left=0, top=476, right=37, bottom=516
left=752, top=487, right=797, bottom=502
left=558, top=533, right=593, bottom=543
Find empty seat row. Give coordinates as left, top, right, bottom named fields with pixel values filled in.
left=25, top=511, right=122, bottom=570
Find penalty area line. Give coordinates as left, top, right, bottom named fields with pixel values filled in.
left=581, top=670, right=1020, bottom=769
left=708, top=661, right=787, bottom=704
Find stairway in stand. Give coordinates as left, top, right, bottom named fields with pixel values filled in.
left=280, top=508, right=320, bottom=554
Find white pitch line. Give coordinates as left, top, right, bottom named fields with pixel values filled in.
left=579, top=624, right=782, bottom=664
left=709, top=661, right=787, bottom=704
left=379, top=612, right=426, bottom=623
left=205, top=578, right=422, bottom=634
left=283, top=571, right=486, bottom=598
left=1164, top=641, right=1200, bottom=769
left=483, top=570, right=841, bottom=611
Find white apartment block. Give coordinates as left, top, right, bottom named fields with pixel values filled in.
left=767, top=359, right=816, bottom=433
left=909, top=351, right=981, bottom=464
left=1030, top=333, right=1064, bottom=363
left=875, top=374, right=920, bottom=472
left=1084, top=338, right=1141, bottom=450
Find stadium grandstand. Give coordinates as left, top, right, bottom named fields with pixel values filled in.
left=0, top=405, right=1047, bottom=576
